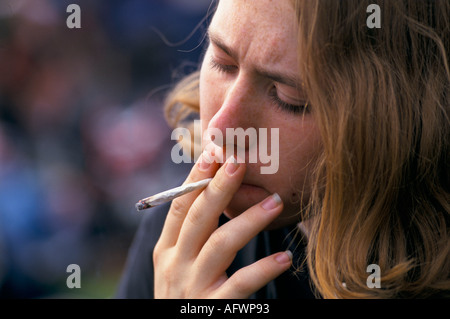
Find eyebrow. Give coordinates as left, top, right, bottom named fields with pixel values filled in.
left=207, top=30, right=301, bottom=88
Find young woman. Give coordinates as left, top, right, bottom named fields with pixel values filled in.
left=117, top=0, right=449, bottom=298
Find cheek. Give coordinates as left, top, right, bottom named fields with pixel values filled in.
left=279, top=122, right=322, bottom=190
left=295, top=129, right=321, bottom=170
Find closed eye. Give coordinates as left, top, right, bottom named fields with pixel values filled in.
left=269, top=87, right=309, bottom=115
left=210, top=56, right=308, bottom=115
left=209, top=58, right=238, bottom=74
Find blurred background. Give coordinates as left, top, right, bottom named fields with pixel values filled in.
left=0, top=0, right=211, bottom=298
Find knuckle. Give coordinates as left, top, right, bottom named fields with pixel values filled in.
left=170, top=199, right=186, bottom=219
left=207, top=229, right=229, bottom=251
left=160, top=264, right=177, bottom=286
left=153, top=249, right=180, bottom=289
left=213, top=179, right=227, bottom=193
left=209, top=177, right=228, bottom=195
left=186, top=200, right=203, bottom=225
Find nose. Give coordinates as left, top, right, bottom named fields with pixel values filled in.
left=203, top=75, right=262, bottom=162
left=207, top=74, right=260, bottom=137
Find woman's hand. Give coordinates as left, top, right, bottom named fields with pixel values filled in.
left=153, top=151, right=292, bottom=298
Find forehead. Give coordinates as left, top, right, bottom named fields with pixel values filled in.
left=209, top=0, right=298, bottom=69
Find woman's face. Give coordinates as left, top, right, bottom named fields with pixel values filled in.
left=199, top=0, right=321, bottom=228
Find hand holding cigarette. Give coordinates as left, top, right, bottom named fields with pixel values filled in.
left=151, top=153, right=291, bottom=298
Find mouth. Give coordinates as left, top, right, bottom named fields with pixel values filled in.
left=218, top=161, right=265, bottom=189
left=217, top=158, right=269, bottom=200
left=224, top=181, right=270, bottom=219
left=240, top=182, right=262, bottom=189
left=234, top=181, right=270, bottom=205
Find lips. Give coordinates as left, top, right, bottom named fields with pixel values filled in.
left=215, top=156, right=267, bottom=197
left=237, top=183, right=267, bottom=199
left=228, top=181, right=271, bottom=215
left=240, top=182, right=262, bottom=188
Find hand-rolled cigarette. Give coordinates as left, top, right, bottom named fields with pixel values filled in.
left=135, top=178, right=213, bottom=211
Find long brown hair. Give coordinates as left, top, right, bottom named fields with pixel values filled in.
left=296, top=0, right=449, bottom=298
left=164, top=0, right=450, bottom=298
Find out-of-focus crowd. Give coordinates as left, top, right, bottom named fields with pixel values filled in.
left=0, top=0, right=209, bottom=298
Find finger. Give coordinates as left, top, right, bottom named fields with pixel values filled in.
left=157, top=150, right=220, bottom=248
left=176, top=155, right=246, bottom=256
left=218, top=251, right=293, bottom=299
left=194, top=193, right=283, bottom=279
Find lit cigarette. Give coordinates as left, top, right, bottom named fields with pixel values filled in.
left=135, top=178, right=213, bottom=211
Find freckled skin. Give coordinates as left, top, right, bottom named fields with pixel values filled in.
left=199, top=0, right=322, bottom=229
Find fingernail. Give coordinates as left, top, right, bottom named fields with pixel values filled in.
left=225, top=156, right=239, bottom=176
left=275, top=250, right=293, bottom=264
left=199, top=151, right=212, bottom=171
left=261, top=193, right=282, bottom=210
